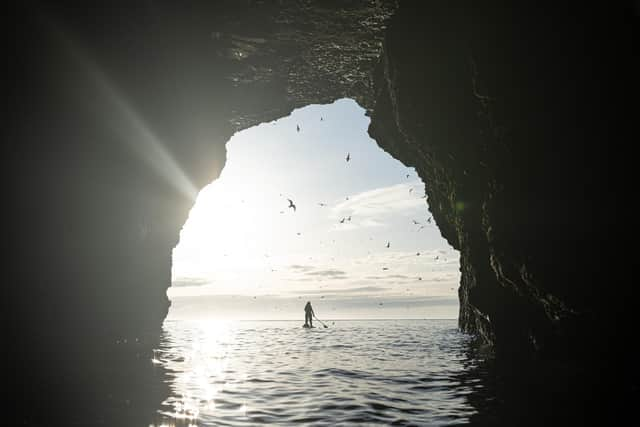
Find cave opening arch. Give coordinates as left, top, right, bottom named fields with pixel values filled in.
left=167, top=98, right=461, bottom=323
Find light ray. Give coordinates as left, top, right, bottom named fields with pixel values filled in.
left=52, top=25, right=199, bottom=201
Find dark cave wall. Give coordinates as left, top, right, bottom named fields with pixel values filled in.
left=369, top=2, right=637, bottom=359
left=4, top=1, right=636, bottom=423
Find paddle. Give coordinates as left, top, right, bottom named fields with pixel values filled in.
left=313, top=314, right=328, bottom=328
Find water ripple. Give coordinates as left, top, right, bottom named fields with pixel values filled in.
left=150, top=319, right=479, bottom=426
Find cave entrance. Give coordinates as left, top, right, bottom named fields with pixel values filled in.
left=168, top=99, right=459, bottom=321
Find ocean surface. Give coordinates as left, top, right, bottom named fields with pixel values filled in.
left=149, top=319, right=487, bottom=426
left=145, top=319, right=627, bottom=426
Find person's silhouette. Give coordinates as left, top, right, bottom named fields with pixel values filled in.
left=304, top=301, right=314, bottom=327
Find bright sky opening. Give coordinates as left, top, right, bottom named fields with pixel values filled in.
left=169, top=99, right=460, bottom=320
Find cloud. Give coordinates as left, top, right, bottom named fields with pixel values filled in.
left=427, top=275, right=455, bottom=282
left=292, top=286, right=389, bottom=295
left=342, top=295, right=459, bottom=308
left=384, top=274, right=413, bottom=279
left=360, top=249, right=460, bottom=267
left=329, top=182, right=426, bottom=229
left=172, top=277, right=211, bottom=287
left=305, top=268, right=348, bottom=278
left=289, top=264, right=315, bottom=272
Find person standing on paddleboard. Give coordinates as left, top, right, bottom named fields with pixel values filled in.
left=304, top=301, right=314, bottom=327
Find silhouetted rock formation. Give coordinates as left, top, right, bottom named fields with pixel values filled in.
left=4, top=1, right=636, bottom=424
left=369, top=2, right=636, bottom=362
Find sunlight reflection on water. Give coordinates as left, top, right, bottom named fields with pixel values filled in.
left=150, top=319, right=479, bottom=426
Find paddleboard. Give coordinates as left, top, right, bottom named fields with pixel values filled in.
left=302, top=324, right=315, bottom=328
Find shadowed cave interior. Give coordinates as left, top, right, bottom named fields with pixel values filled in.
left=5, top=1, right=638, bottom=425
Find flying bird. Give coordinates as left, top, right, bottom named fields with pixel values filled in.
left=296, top=124, right=300, bottom=132
left=339, top=218, right=346, bottom=224
left=318, top=202, right=327, bottom=207
left=287, top=199, right=296, bottom=211
left=386, top=242, right=390, bottom=248
left=347, top=216, right=352, bottom=221
left=435, top=256, right=439, bottom=260
left=427, top=216, right=432, bottom=224
left=382, top=267, right=389, bottom=271
left=320, top=117, right=324, bottom=121
left=409, top=188, right=413, bottom=193
left=346, top=153, right=350, bottom=162
left=412, top=219, right=421, bottom=225
left=406, top=174, right=410, bottom=178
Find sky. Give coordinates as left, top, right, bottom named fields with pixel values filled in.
left=168, top=99, right=460, bottom=320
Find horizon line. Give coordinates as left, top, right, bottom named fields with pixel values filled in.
left=165, top=317, right=459, bottom=322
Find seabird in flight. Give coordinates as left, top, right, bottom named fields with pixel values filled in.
left=296, top=124, right=300, bottom=132
left=386, top=242, right=390, bottom=248
left=287, top=198, right=296, bottom=211
left=346, top=153, right=350, bottom=162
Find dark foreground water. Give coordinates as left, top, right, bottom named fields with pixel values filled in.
left=146, top=319, right=633, bottom=426
left=149, top=319, right=479, bottom=426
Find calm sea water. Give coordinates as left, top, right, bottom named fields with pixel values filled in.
left=149, top=319, right=487, bottom=426
left=145, top=319, right=631, bottom=426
